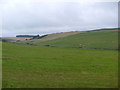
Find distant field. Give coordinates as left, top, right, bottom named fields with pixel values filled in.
left=15, top=31, right=81, bottom=44
left=2, top=42, right=118, bottom=88
left=1, top=37, right=31, bottom=42
left=1, top=31, right=80, bottom=43
left=18, top=30, right=118, bottom=50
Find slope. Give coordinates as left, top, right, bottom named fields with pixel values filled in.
left=31, top=30, right=118, bottom=49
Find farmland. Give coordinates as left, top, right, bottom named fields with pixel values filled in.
left=16, top=29, right=118, bottom=50
left=34, top=31, right=118, bottom=49
left=2, top=29, right=118, bottom=88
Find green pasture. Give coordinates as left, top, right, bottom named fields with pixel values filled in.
left=2, top=42, right=118, bottom=88
left=36, top=31, right=118, bottom=49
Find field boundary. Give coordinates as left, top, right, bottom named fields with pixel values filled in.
left=43, top=45, right=119, bottom=50
left=6, top=42, right=119, bottom=50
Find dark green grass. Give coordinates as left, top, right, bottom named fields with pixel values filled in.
left=34, top=31, right=118, bottom=49
left=2, top=42, right=118, bottom=88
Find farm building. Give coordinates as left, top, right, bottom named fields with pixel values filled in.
left=16, top=35, right=40, bottom=38
left=16, top=34, right=48, bottom=39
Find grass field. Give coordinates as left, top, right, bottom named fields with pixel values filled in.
left=2, top=42, right=118, bottom=88
left=2, top=29, right=119, bottom=88
left=16, top=30, right=118, bottom=50
left=33, top=31, right=118, bottom=49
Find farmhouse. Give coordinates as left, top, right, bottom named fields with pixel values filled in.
left=16, top=34, right=48, bottom=39
left=16, top=35, right=40, bottom=38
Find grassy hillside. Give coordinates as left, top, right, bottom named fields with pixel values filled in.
left=2, top=42, right=118, bottom=88
left=28, top=31, right=118, bottom=49
left=1, top=31, right=80, bottom=43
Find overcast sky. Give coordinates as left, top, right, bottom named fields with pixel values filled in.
left=0, top=0, right=118, bottom=37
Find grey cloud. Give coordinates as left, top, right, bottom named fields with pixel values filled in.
left=1, top=1, right=118, bottom=37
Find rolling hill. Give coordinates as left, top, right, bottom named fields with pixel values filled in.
left=16, top=28, right=119, bottom=50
